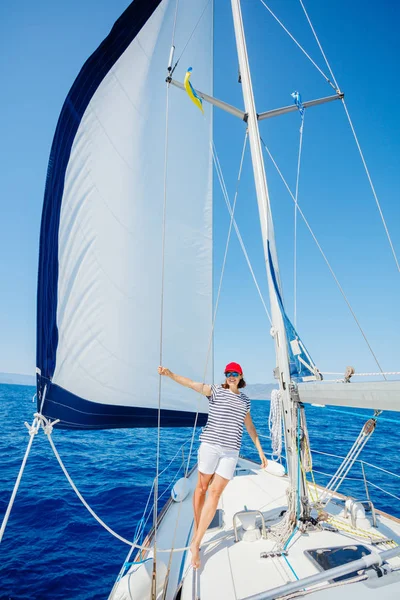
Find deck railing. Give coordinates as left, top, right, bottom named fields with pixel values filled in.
left=258, top=433, right=400, bottom=509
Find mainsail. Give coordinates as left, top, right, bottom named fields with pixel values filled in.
left=36, top=0, right=213, bottom=429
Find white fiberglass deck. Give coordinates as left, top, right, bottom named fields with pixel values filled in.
left=179, top=457, right=400, bottom=600
left=113, top=456, right=400, bottom=600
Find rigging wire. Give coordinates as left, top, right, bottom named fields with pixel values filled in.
left=257, top=0, right=337, bottom=92
left=212, top=139, right=272, bottom=325
left=258, top=0, right=399, bottom=272
left=153, top=16, right=183, bottom=586
left=296, top=0, right=399, bottom=273
left=293, top=113, right=305, bottom=328
left=110, top=439, right=192, bottom=593
left=260, top=138, right=388, bottom=380
left=153, top=83, right=168, bottom=581
left=170, top=0, right=212, bottom=76
left=338, top=101, right=400, bottom=272
left=297, top=0, right=339, bottom=90
left=184, top=131, right=250, bottom=477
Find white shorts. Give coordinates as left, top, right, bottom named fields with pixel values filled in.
left=198, top=442, right=239, bottom=481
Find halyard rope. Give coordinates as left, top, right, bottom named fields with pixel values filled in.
left=268, top=389, right=283, bottom=460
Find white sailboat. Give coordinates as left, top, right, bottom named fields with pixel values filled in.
left=1, top=0, right=399, bottom=599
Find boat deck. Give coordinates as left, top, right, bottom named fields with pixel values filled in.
left=112, top=457, right=400, bottom=600
left=179, top=457, right=400, bottom=600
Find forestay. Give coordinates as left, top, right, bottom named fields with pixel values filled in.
left=36, top=0, right=213, bottom=429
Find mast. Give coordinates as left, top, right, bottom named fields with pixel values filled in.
left=230, top=0, right=298, bottom=488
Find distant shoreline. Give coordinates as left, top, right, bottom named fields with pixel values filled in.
left=0, top=373, right=36, bottom=386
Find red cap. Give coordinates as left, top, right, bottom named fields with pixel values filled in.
left=224, top=362, right=243, bottom=375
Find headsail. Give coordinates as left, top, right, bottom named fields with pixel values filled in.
left=36, top=0, right=213, bottom=429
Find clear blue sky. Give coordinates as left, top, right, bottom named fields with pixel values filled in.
left=0, top=0, right=399, bottom=383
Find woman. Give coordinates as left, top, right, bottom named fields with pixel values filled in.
left=158, top=362, right=268, bottom=569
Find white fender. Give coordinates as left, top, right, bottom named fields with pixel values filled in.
left=264, top=461, right=286, bottom=477
left=113, top=555, right=167, bottom=600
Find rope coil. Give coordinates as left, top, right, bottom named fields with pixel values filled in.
left=268, top=389, right=283, bottom=460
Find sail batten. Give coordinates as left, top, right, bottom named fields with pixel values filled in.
left=37, top=0, right=213, bottom=429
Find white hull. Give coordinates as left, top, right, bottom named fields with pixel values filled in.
left=111, top=457, right=400, bottom=599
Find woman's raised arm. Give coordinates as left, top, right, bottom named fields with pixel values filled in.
left=158, top=366, right=211, bottom=396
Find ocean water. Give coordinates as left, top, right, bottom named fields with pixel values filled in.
left=0, top=383, right=399, bottom=599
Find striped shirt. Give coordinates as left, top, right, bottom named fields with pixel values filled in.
left=199, top=384, right=251, bottom=451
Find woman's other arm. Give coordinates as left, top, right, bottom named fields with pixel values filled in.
left=158, top=366, right=211, bottom=396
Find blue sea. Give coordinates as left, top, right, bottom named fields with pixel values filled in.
left=1, top=383, right=399, bottom=599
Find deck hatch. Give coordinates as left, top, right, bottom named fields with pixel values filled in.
left=305, top=545, right=370, bottom=582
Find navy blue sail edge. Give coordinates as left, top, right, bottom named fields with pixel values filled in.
left=36, top=0, right=174, bottom=428
left=39, top=379, right=207, bottom=430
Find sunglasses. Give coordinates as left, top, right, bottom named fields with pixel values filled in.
left=225, top=371, right=240, bottom=378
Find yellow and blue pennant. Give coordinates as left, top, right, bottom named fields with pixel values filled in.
left=184, top=67, right=204, bottom=114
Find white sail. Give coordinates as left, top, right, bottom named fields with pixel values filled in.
left=36, top=0, right=213, bottom=427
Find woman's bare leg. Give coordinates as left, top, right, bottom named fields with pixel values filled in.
left=190, top=474, right=230, bottom=569
left=193, top=472, right=214, bottom=535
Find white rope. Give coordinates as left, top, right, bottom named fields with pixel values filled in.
left=0, top=415, right=41, bottom=543
left=322, top=430, right=368, bottom=494
left=261, top=139, right=388, bottom=380
left=297, top=0, right=400, bottom=274
left=45, top=418, right=204, bottom=553
left=268, top=487, right=297, bottom=550
left=268, top=389, right=283, bottom=460
left=257, top=0, right=337, bottom=91
left=212, top=140, right=272, bottom=324
left=320, top=422, right=376, bottom=504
